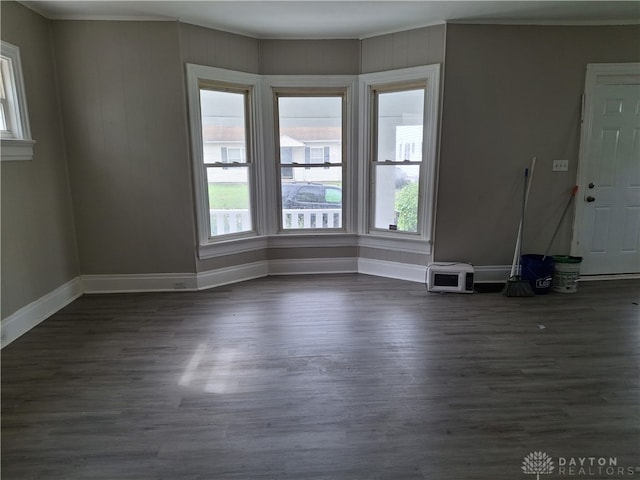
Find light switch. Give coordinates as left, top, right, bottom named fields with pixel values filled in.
left=553, top=160, right=569, bottom=171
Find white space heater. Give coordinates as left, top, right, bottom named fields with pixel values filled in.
left=427, top=262, right=474, bottom=294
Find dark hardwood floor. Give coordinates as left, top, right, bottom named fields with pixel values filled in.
left=2, top=274, right=639, bottom=479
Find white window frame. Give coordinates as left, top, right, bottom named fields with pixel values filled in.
left=185, top=65, right=264, bottom=258
left=262, top=75, right=358, bottom=236
left=1, top=41, right=35, bottom=161
left=358, top=65, right=440, bottom=254
left=272, top=88, right=347, bottom=232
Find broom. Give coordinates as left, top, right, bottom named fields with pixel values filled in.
left=542, top=185, right=579, bottom=261
left=504, top=158, right=536, bottom=297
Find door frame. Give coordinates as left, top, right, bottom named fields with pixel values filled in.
left=570, top=62, right=640, bottom=273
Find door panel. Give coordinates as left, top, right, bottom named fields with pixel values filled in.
left=578, top=82, right=640, bottom=274
left=622, top=207, right=640, bottom=252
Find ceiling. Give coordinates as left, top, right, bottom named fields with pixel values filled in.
left=20, top=1, right=640, bottom=39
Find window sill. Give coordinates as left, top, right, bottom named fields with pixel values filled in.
left=1, top=138, right=35, bottom=161
left=199, top=235, right=268, bottom=259
left=269, top=232, right=358, bottom=248
left=199, top=233, right=359, bottom=259
left=198, top=231, right=431, bottom=259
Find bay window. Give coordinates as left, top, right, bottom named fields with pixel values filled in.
left=187, top=64, right=439, bottom=258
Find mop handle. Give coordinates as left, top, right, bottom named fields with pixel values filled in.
left=510, top=157, right=536, bottom=277
left=543, top=185, right=579, bottom=260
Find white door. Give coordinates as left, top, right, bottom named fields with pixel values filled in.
left=575, top=64, right=640, bottom=275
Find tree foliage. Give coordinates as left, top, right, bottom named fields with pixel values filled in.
left=395, top=181, right=419, bottom=232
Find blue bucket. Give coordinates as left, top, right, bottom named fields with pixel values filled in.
left=521, top=254, right=555, bottom=294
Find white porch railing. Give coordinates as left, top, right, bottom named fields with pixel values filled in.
left=210, top=209, right=252, bottom=235
left=210, top=208, right=342, bottom=235
left=282, top=209, right=342, bottom=229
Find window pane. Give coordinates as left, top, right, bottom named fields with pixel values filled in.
left=277, top=94, right=344, bottom=231
left=0, top=102, right=7, bottom=132
left=373, top=164, right=420, bottom=232
left=207, top=166, right=252, bottom=236
left=200, top=89, right=247, bottom=164
left=376, top=89, right=424, bottom=163
left=281, top=167, right=342, bottom=229
left=281, top=146, right=293, bottom=179
left=0, top=58, right=12, bottom=134
left=0, top=63, right=5, bottom=100
left=224, top=147, right=245, bottom=163
left=278, top=96, right=342, bottom=164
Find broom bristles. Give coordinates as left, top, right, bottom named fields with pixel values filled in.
left=503, top=277, right=535, bottom=297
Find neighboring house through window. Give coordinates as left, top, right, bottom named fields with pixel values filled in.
left=222, top=146, right=245, bottom=163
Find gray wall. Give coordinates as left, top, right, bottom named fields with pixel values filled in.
left=1, top=2, right=80, bottom=318
left=179, top=23, right=260, bottom=74
left=4, top=4, right=638, bottom=318
left=436, top=24, right=640, bottom=265
left=361, top=24, right=446, bottom=73
left=260, top=39, right=360, bottom=75
left=51, top=20, right=197, bottom=275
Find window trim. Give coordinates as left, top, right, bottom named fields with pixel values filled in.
left=358, top=65, right=441, bottom=251
left=185, top=64, right=263, bottom=254
left=1, top=41, right=35, bottom=161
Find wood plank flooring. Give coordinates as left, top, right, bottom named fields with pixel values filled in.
left=2, top=274, right=639, bottom=479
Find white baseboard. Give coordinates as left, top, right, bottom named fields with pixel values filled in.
left=473, top=265, right=511, bottom=283
left=1, top=277, right=83, bottom=349
left=0, top=261, right=513, bottom=348
left=197, top=261, right=269, bottom=290
left=82, top=273, right=199, bottom=293
left=358, top=258, right=427, bottom=283
left=465, top=266, right=640, bottom=283
left=269, top=257, right=358, bottom=276
left=355, top=261, right=512, bottom=285
left=578, top=273, right=640, bottom=281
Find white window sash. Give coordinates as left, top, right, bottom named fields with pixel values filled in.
left=264, top=75, right=357, bottom=235
left=1, top=41, right=35, bottom=161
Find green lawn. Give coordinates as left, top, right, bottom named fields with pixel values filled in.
left=208, top=183, right=250, bottom=209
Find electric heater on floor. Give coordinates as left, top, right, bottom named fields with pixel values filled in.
left=427, top=262, right=474, bottom=293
